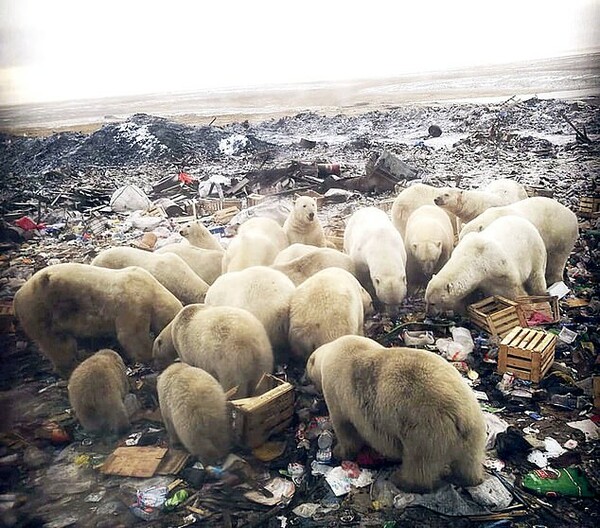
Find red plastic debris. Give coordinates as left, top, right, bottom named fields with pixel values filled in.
left=14, top=216, right=46, bottom=231
left=178, top=171, right=194, bottom=184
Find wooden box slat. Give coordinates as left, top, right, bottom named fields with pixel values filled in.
left=468, top=296, right=523, bottom=338
left=498, top=326, right=556, bottom=382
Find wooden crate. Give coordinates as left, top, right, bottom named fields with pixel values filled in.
left=467, top=296, right=524, bottom=338
left=524, top=185, right=554, bottom=199
left=228, top=374, right=295, bottom=449
left=516, top=295, right=560, bottom=326
left=247, top=193, right=268, bottom=207
left=200, top=197, right=243, bottom=214
left=294, top=189, right=324, bottom=208
left=578, top=195, right=600, bottom=218
left=498, top=326, right=556, bottom=382
left=0, top=301, right=15, bottom=334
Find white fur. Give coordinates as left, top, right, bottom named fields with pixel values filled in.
left=344, top=206, right=407, bottom=309
left=405, top=205, right=454, bottom=286
left=390, top=183, right=458, bottom=237
left=288, top=268, right=372, bottom=361
left=91, top=246, right=209, bottom=305
left=204, top=266, right=295, bottom=358
left=222, top=217, right=289, bottom=272
left=460, top=197, right=578, bottom=284
left=283, top=196, right=328, bottom=247
left=425, top=215, right=547, bottom=314
left=155, top=244, right=223, bottom=284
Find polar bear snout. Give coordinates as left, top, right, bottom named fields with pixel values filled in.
left=307, top=212, right=315, bottom=221
left=434, top=195, right=445, bottom=206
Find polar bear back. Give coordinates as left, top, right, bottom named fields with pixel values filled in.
left=483, top=179, right=528, bottom=204
left=274, top=243, right=319, bottom=265
left=223, top=217, right=289, bottom=272
left=289, top=268, right=371, bottom=360
left=91, top=246, right=209, bottom=305
left=271, top=247, right=356, bottom=286
left=157, top=362, right=230, bottom=463
left=344, top=206, right=407, bottom=307
left=204, top=266, right=295, bottom=356
left=155, top=244, right=223, bottom=285
left=165, top=304, right=273, bottom=398
left=68, top=349, right=130, bottom=434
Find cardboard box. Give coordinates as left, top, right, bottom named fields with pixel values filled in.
left=229, top=374, right=295, bottom=449
left=467, top=296, right=523, bottom=338
left=498, top=326, right=556, bottom=382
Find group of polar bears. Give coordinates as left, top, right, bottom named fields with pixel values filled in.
left=13, top=183, right=579, bottom=490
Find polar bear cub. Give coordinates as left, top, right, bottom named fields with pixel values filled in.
left=222, top=217, right=289, bottom=273
left=306, top=335, right=486, bottom=492
left=344, top=206, right=407, bottom=310
left=425, top=215, right=547, bottom=314
left=152, top=304, right=273, bottom=398
left=68, top=349, right=131, bottom=435
left=459, top=196, right=578, bottom=284
left=157, top=363, right=231, bottom=463
left=288, top=268, right=373, bottom=361
left=283, top=196, right=328, bottom=247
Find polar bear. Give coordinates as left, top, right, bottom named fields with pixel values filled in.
left=157, top=363, right=231, bottom=463
left=222, top=217, right=289, bottom=273
left=425, top=216, right=547, bottom=314
left=288, top=268, right=372, bottom=361
left=405, top=205, right=454, bottom=287
left=13, top=263, right=183, bottom=377
left=274, top=243, right=319, bottom=265
left=155, top=244, right=223, bottom=285
left=91, top=246, right=209, bottom=305
left=390, top=183, right=458, bottom=237
left=179, top=220, right=224, bottom=251
left=483, top=179, right=528, bottom=203
left=344, top=206, right=407, bottom=311
left=68, top=349, right=131, bottom=435
left=152, top=304, right=273, bottom=398
left=204, top=266, right=295, bottom=358
left=459, top=197, right=578, bottom=284
left=271, top=247, right=356, bottom=286
left=434, top=183, right=525, bottom=224
left=306, top=335, right=486, bottom=492
left=283, top=196, right=328, bottom=247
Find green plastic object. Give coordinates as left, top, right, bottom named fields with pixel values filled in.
left=164, top=489, right=189, bottom=510
left=521, top=468, right=595, bottom=498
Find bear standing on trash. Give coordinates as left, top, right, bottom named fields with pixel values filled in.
left=307, top=335, right=487, bottom=492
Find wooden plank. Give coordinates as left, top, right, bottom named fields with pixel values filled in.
left=534, top=334, right=555, bottom=353
left=501, top=326, right=523, bottom=344
left=525, top=332, right=546, bottom=350
left=505, top=356, right=535, bottom=370
left=507, top=328, right=529, bottom=348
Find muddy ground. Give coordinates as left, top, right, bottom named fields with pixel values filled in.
left=0, top=96, right=599, bottom=527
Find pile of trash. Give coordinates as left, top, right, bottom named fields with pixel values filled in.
left=0, top=96, right=599, bottom=527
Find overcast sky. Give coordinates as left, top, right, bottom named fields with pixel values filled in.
left=0, top=0, right=598, bottom=105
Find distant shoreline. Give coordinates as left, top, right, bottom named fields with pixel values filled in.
left=1, top=52, right=598, bottom=137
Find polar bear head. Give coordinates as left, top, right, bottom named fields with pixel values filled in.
left=294, top=196, right=317, bottom=223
